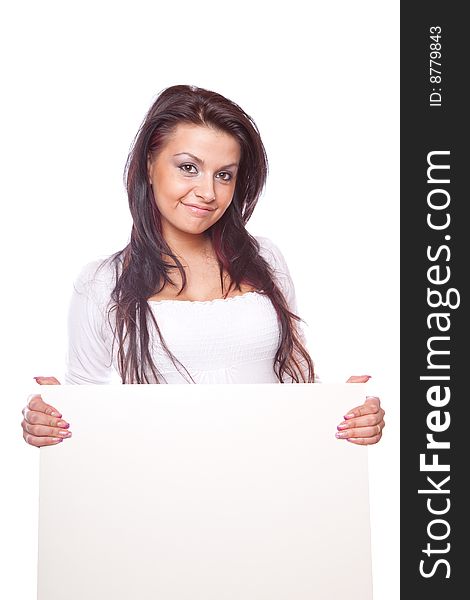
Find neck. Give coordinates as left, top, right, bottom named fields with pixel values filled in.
left=163, top=229, right=213, bottom=263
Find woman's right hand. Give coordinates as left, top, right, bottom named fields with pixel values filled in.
left=21, top=376, right=72, bottom=447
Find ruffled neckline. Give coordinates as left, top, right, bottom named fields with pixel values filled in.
left=148, top=290, right=263, bottom=306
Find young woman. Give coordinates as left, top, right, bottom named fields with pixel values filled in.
left=21, top=84, right=385, bottom=446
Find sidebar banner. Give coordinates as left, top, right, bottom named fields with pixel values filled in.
left=401, top=4, right=467, bottom=598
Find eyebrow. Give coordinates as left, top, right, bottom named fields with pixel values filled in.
left=173, top=152, right=239, bottom=169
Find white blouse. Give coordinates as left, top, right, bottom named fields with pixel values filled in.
left=64, top=236, right=316, bottom=385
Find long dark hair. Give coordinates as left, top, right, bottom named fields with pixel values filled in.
left=106, top=84, right=314, bottom=383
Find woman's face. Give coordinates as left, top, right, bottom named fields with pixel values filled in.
left=147, top=123, right=241, bottom=242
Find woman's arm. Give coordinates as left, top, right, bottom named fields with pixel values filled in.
left=256, top=236, right=320, bottom=383
left=65, top=259, right=117, bottom=385
left=256, top=236, right=385, bottom=443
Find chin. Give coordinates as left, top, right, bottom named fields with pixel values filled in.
left=181, top=223, right=211, bottom=235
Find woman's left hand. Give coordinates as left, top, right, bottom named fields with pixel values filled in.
left=335, top=375, right=386, bottom=445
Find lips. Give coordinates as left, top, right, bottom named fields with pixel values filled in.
left=182, top=203, right=215, bottom=212
left=180, top=202, right=217, bottom=218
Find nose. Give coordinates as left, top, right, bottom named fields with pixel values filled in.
left=195, top=173, right=216, bottom=203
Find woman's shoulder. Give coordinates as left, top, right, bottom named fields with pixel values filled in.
left=254, top=234, right=280, bottom=252
left=253, top=234, right=298, bottom=311
left=71, top=253, right=122, bottom=302
left=253, top=235, right=291, bottom=275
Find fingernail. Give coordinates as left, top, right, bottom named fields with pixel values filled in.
left=51, top=412, right=61, bottom=417
left=53, top=438, right=63, bottom=443
left=335, top=431, right=348, bottom=438
left=57, top=421, right=69, bottom=428
left=344, top=413, right=355, bottom=419
left=58, top=431, right=71, bottom=437
left=337, top=423, right=348, bottom=430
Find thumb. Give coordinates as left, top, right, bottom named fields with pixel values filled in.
left=346, top=375, right=372, bottom=383
left=34, top=376, right=61, bottom=385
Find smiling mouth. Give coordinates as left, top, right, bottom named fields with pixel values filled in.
left=182, top=203, right=215, bottom=212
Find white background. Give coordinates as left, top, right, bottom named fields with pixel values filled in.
left=0, top=1, right=399, bottom=598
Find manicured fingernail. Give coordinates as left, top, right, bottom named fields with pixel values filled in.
left=337, top=423, right=348, bottom=430
left=344, top=413, right=355, bottom=419
left=53, top=438, right=63, bottom=443
left=335, top=431, right=348, bottom=438
left=51, top=412, right=61, bottom=417
left=57, top=421, right=69, bottom=428
left=58, top=430, right=71, bottom=437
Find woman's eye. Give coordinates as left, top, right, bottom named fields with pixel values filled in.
left=217, top=172, right=232, bottom=182
left=179, top=163, right=197, bottom=174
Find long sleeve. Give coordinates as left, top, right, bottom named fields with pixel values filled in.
left=256, top=236, right=320, bottom=383
left=65, top=259, right=118, bottom=384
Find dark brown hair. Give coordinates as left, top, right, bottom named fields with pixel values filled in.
left=106, top=84, right=314, bottom=383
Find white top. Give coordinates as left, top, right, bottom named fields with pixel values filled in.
left=65, top=236, right=316, bottom=385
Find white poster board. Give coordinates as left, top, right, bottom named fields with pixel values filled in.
left=38, top=383, right=372, bottom=599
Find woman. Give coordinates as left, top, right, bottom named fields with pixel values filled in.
left=21, top=84, right=385, bottom=446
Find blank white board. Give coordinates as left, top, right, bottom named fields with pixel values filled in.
left=38, top=383, right=372, bottom=599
